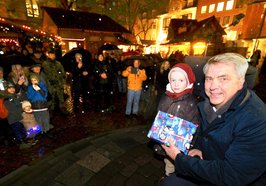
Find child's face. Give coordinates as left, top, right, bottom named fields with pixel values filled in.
left=31, top=78, right=39, bottom=85
left=7, top=87, right=15, bottom=94
left=24, top=106, right=31, bottom=112
left=169, top=70, right=188, bottom=93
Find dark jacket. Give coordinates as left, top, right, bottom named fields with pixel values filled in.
left=174, top=86, right=266, bottom=185
left=4, top=94, right=23, bottom=124
left=157, top=93, right=200, bottom=125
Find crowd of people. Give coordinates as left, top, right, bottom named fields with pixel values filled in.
left=0, top=42, right=266, bottom=185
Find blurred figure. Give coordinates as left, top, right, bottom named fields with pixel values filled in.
left=71, top=53, right=90, bottom=112
left=250, top=49, right=261, bottom=67
left=122, top=59, right=147, bottom=117
left=4, top=82, right=31, bottom=149
left=31, top=48, right=46, bottom=65
left=42, top=48, right=67, bottom=115
left=93, top=53, right=114, bottom=112
left=155, top=60, right=171, bottom=106
left=8, top=64, right=29, bottom=101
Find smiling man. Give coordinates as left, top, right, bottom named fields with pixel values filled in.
left=160, top=53, right=266, bottom=186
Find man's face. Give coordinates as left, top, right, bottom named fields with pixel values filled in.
left=32, top=66, right=41, bottom=74
left=48, top=53, right=56, bottom=60
left=133, top=60, right=140, bottom=68
left=204, top=62, right=244, bottom=109
left=98, top=54, right=104, bottom=61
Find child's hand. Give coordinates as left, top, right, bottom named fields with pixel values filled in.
left=33, top=85, right=41, bottom=91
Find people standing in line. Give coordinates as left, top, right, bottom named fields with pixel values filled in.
left=93, top=53, right=114, bottom=112
left=155, top=63, right=200, bottom=181
left=71, top=53, right=90, bottom=112
left=122, top=59, right=147, bottom=118
left=42, top=48, right=68, bottom=115
left=155, top=60, right=171, bottom=107
left=160, top=53, right=266, bottom=186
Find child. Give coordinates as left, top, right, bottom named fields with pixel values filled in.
left=155, top=63, right=200, bottom=180
left=3, top=82, right=31, bottom=149
left=21, top=100, right=41, bottom=145
left=27, top=74, right=53, bottom=139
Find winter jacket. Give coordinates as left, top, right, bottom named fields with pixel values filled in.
left=157, top=93, right=200, bottom=125
left=174, top=86, right=266, bottom=185
left=122, top=66, right=147, bottom=91
left=27, top=81, right=48, bottom=109
left=21, top=112, right=37, bottom=130
left=4, top=94, right=23, bottom=124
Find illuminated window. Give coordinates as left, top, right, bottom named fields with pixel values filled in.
left=26, top=0, right=39, bottom=17
left=209, top=4, right=215, bottom=13
left=226, top=0, right=234, bottom=10
left=223, top=16, right=230, bottom=26
left=201, top=6, right=207, bottom=14
left=69, top=42, right=77, bottom=50
left=217, top=2, right=224, bottom=12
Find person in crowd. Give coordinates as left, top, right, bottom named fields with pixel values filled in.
left=0, top=67, right=13, bottom=146
left=115, top=57, right=127, bottom=95
left=27, top=74, right=53, bottom=139
left=250, top=49, right=261, bottom=67
left=160, top=53, right=266, bottom=186
left=30, top=63, right=50, bottom=88
left=93, top=53, right=114, bottom=112
left=42, top=48, right=68, bottom=115
left=154, top=63, right=200, bottom=181
left=71, top=53, right=90, bottom=112
left=0, top=66, right=7, bottom=92
left=122, top=59, right=147, bottom=118
left=4, top=82, right=31, bottom=149
left=155, top=60, right=171, bottom=106
left=8, top=64, right=29, bottom=101
left=31, top=48, right=46, bottom=65
left=21, top=100, right=41, bottom=145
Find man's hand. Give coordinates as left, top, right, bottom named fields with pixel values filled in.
left=188, top=149, right=203, bottom=159
left=162, top=138, right=181, bottom=160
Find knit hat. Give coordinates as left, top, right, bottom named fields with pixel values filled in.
left=6, top=81, right=15, bottom=88
left=166, top=63, right=195, bottom=96
left=30, top=63, right=41, bottom=70
left=22, top=100, right=32, bottom=112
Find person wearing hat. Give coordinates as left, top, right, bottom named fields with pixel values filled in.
left=154, top=63, right=200, bottom=181
left=27, top=73, right=53, bottom=139
left=30, top=63, right=50, bottom=89
left=31, top=48, right=46, bottom=65
left=21, top=100, right=41, bottom=144
left=4, top=81, right=31, bottom=149
left=42, top=48, right=67, bottom=115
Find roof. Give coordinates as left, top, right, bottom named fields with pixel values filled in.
left=167, top=16, right=226, bottom=43
left=42, top=7, right=131, bottom=34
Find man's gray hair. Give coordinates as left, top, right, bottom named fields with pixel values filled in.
left=203, top=53, right=248, bottom=78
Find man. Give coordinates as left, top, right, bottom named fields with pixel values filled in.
left=122, top=59, right=147, bottom=117
left=160, top=53, right=266, bottom=186
left=42, top=48, right=67, bottom=115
